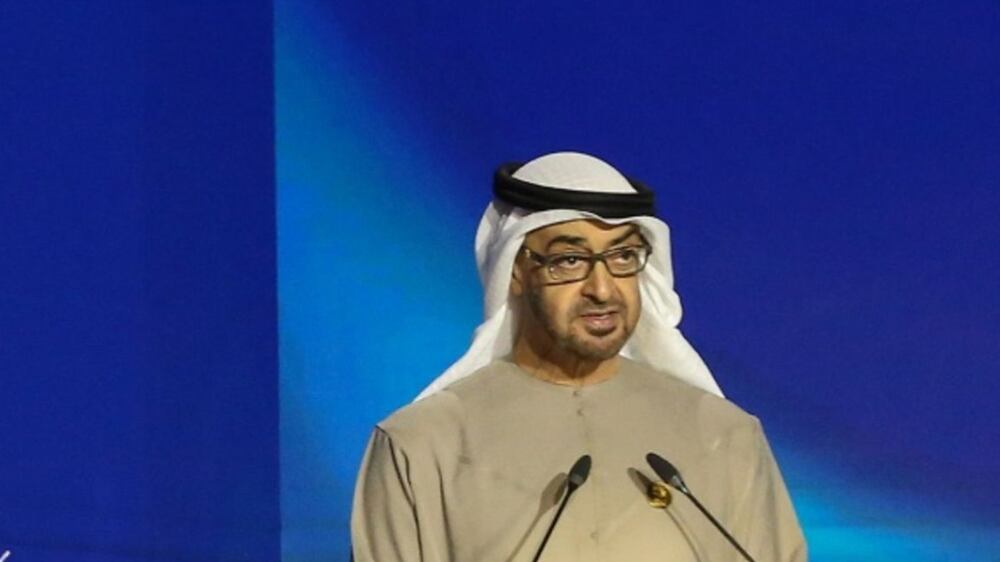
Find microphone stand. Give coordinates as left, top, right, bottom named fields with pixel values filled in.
left=532, top=483, right=575, bottom=562
left=674, top=486, right=756, bottom=562
left=647, top=452, right=757, bottom=562
left=532, top=454, right=591, bottom=562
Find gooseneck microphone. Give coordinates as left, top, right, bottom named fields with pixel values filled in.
left=532, top=454, right=592, bottom=562
left=646, top=452, right=757, bottom=562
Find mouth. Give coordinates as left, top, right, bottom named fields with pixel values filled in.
left=578, top=310, right=620, bottom=334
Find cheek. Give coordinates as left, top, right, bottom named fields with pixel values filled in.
left=538, top=286, right=575, bottom=322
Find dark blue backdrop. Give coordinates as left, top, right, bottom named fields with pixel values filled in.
left=1, top=3, right=278, bottom=561
left=2, top=1, right=998, bottom=561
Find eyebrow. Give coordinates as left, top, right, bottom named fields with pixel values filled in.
left=608, top=226, right=641, bottom=247
left=544, top=226, right=642, bottom=252
left=545, top=235, right=589, bottom=251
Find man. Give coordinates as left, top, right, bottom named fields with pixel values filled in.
left=352, top=152, right=807, bottom=561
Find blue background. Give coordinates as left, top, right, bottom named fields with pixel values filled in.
left=1, top=1, right=997, bottom=561
left=277, top=1, right=999, bottom=561
left=1, top=2, right=278, bottom=561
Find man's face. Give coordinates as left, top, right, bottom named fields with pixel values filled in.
left=511, top=219, right=644, bottom=361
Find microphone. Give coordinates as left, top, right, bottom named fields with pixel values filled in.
left=532, top=454, right=592, bottom=562
left=646, top=452, right=757, bottom=562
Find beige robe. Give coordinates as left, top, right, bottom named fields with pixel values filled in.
left=352, top=357, right=807, bottom=561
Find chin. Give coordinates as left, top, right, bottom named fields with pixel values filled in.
left=566, top=332, right=628, bottom=361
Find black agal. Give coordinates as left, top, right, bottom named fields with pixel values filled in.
left=493, top=162, right=656, bottom=218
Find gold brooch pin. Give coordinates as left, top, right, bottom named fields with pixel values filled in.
left=647, top=480, right=672, bottom=508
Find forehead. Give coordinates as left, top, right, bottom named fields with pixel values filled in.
left=524, top=219, right=639, bottom=248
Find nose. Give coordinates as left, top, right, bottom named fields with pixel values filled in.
left=580, top=260, right=615, bottom=303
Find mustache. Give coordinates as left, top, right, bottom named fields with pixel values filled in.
left=574, top=301, right=624, bottom=316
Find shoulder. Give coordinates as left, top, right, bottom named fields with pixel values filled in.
left=619, top=357, right=763, bottom=437
left=375, top=361, right=511, bottom=450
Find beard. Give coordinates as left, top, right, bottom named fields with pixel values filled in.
left=526, top=286, right=634, bottom=361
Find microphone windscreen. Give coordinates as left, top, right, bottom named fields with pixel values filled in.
left=568, top=454, right=592, bottom=488
left=646, top=452, right=688, bottom=493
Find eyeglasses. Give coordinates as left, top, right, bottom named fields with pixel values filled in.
left=522, top=244, right=652, bottom=284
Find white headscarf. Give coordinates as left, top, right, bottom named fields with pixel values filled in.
left=416, top=152, right=722, bottom=400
